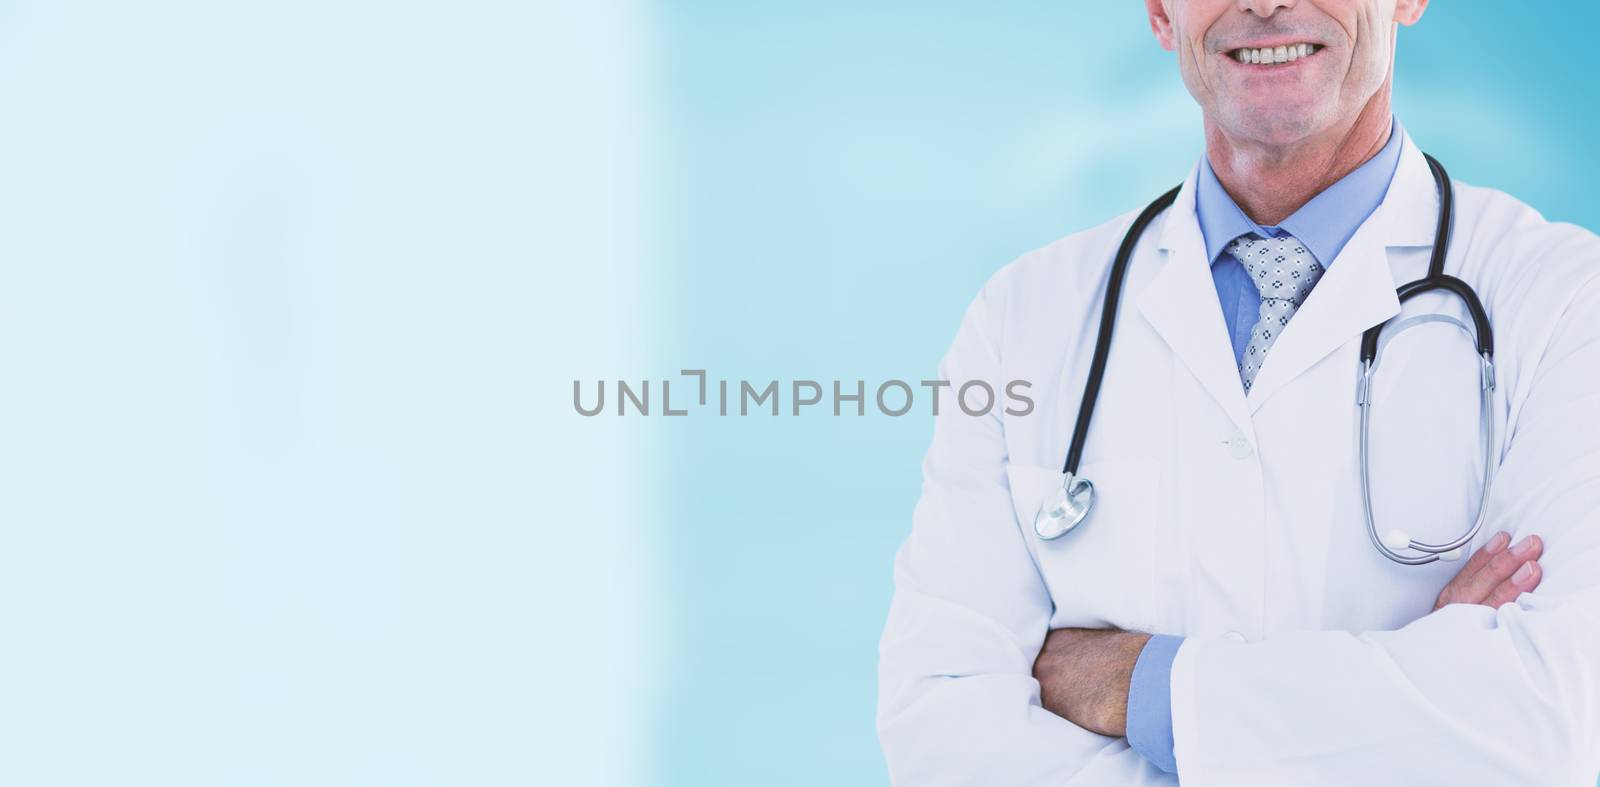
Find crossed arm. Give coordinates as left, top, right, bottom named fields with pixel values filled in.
left=1035, top=531, right=1547, bottom=739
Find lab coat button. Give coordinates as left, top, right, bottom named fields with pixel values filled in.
left=1223, top=630, right=1248, bottom=643
left=1226, top=432, right=1253, bottom=459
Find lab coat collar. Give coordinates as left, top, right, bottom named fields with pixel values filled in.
left=1141, top=129, right=1438, bottom=425
left=1372, top=131, right=1443, bottom=249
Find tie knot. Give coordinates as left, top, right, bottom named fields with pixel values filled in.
left=1226, top=234, right=1323, bottom=306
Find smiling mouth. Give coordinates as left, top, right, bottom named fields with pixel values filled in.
left=1228, top=43, right=1322, bottom=65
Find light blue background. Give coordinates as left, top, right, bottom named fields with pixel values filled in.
left=5, top=2, right=1598, bottom=786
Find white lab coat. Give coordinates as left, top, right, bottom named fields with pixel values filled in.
left=877, top=132, right=1600, bottom=786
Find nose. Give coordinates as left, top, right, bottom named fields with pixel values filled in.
left=1238, top=0, right=1295, bottom=16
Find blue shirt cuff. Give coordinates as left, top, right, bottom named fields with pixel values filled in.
left=1126, top=634, right=1183, bottom=774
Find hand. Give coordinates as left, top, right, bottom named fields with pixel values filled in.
left=1031, top=627, right=1150, bottom=737
left=1432, top=531, right=1543, bottom=611
left=1031, top=532, right=1545, bottom=738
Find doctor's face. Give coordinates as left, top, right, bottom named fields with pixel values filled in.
left=1146, top=0, right=1427, bottom=146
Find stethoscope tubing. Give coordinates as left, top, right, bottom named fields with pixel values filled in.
left=1060, top=185, right=1180, bottom=477
left=1049, top=154, right=1498, bottom=565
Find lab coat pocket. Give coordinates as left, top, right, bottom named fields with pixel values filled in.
left=1005, top=459, right=1161, bottom=632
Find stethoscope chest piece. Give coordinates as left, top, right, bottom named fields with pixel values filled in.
left=1034, top=473, right=1095, bottom=540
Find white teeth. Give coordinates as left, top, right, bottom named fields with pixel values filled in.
left=1233, top=44, right=1318, bottom=65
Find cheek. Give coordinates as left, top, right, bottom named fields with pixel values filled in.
left=1178, top=28, right=1218, bottom=93
left=1345, top=32, right=1390, bottom=94
left=1172, top=5, right=1231, bottom=104
left=1175, top=44, right=1214, bottom=102
left=1345, top=9, right=1392, bottom=85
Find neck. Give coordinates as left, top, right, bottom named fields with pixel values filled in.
left=1205, top=85, right=1395, bottom=227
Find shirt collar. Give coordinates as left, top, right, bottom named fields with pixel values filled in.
left=1195, top=118, right=1405, bottom=268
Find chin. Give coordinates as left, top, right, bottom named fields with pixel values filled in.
left=1216, top=101, right=1338, bottom=147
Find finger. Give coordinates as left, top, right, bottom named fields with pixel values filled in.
left=1454, top=534, right=1543, bottom=605
left=1455, top=531, right=1511, bottom=581
left=1434, top=532, right=1511, bottom=609
left=1482, top=560, right=1543, bottom=609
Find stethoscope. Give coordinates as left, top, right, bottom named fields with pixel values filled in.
left=1033, top=155, right=1497, bottom=566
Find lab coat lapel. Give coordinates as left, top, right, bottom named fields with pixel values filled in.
left=1242, top=134, right=1437, bottom=412
left=1137, top=172, right=1253, bottom=435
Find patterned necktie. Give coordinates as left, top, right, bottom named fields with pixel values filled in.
left=1226, top=234, right=1324, bottom=392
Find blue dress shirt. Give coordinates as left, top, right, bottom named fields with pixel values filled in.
left=1123, top=120, right=1404, bottom=774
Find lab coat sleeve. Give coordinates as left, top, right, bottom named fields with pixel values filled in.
left=1169, top=270, right=1600, bottom=787
left=877, top=270, right=1168, bottom=786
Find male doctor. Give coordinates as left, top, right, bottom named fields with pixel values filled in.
left=878, top=1, right=1600, bottom=785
